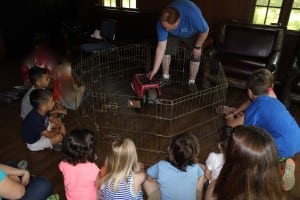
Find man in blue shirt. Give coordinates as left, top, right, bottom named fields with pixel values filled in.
left=148, top=0, right=209, bottom=92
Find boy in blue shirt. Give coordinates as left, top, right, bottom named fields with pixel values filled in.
left=148, top=0, right=209, bottom=92
left=227, top=69, right=300, bottom=191
left=21, top=88, right=66, bottom=151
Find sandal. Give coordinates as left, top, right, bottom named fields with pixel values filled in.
left=282, top=158, right=295, bottom=191
left=17, top=160, right=28, bottom=170
left=47, top=194, right=60, bottom=200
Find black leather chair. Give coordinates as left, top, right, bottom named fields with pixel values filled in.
left=206, top=22, right=285, bottom=89
left=281, top=40, right=300, bottom=107
left=80, top=18, right=117, bottom=53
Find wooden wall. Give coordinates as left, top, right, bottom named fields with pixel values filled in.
left=75, top=0, right=299, bottom=81
left=76, top=0, right=254, bottom=40
left=0, top=0, right=76, bottom=56
left=0, top=0, right=299, bottom=81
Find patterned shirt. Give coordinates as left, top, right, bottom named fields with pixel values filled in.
left=101, top=174, right=143, bottom=200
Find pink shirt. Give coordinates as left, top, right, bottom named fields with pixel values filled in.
left=59, top=161, right=100, bottom=200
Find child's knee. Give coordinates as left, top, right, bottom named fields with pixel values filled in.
left=50, top=134, right=63, bottom=145
left=147, top=189, right=161, bottom=200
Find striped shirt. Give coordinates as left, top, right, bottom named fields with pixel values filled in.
left=101, top=174, right=143, bottom=200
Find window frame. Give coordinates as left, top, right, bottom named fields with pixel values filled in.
left=99, top=0, right=138, bottom=10
left=251, top=0, right=300, bottom=33
left=253, top=0, right=283, bottom=25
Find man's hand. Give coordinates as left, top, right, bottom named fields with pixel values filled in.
left=147, top=70, right=156, bottom=80
left=191, top=48, right=202, bottom=62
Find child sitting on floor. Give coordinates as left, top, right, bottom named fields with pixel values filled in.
left=20, top=66, right=67, bottom=119
left=21, top=34, right=56, bottom=89
left=0, top=162, right=55, bottom=200
left=213, top=126, right=285, bottom=200
left=21, top=34, right=85, bottom=111
left=227, top=68, right=300, bottom=191
left=52, top=62, right=86, bottom=110
left=99, top=138, right=145, bottom=200
left=59, top=129, right=100, bottom=200
left=21, top=88, right=66, bottom=151
left=204, top=126, right=231, bottom=200
left=146, top=133, right=205, bottom=200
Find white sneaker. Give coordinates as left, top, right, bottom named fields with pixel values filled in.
left=90, top=29, right=102, bottom=39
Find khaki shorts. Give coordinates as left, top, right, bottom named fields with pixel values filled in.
left=26, top=136, right=52, bottom=151
left=165, top=34, right=198, bottom=55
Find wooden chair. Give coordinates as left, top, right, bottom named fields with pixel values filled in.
left=80, top=18, right=117, bottom=54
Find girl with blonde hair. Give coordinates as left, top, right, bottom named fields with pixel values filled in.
left=100, top=138, right=145, bottom=200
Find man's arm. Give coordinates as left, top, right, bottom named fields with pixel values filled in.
left=148, top=40, right=167, bottom=80
left=190, top=30, right=209, bottom=63
left=192, top=30, right=209, bottom=57
left=194, top=30, right=209, bottom=49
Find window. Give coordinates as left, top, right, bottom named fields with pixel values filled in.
left=252, top=0, right=300, bottom=31
left=287, top=0, right=300, bottom=31
left=122, top=0, right=136, bottom=8
left=101, top=0, right=136, bottom=9
left=253, top=0, right=283, bottom=25
left=103, top=0, right=116, bottom=7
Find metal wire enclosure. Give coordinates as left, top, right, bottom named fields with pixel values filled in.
left=72, top=43, right=228, bottom=165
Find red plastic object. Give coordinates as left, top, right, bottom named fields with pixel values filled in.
left=131, top=74, right=161, bottom=98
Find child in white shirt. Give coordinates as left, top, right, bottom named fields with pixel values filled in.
left=204, top=127, right=232, bottom=200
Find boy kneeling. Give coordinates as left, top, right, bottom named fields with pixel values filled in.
left=21, top=88, right=66, bottom=151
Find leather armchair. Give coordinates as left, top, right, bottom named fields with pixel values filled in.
left=206, top=22, right=285, bottom=89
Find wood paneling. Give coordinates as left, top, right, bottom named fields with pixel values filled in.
left=76, top=0, right=254, bottom=38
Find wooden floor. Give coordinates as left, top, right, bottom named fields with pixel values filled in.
left=0, top=57, right=300, bottom=199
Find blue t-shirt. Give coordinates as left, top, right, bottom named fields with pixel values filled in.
left=0, top=169, right=6, bottom=200
left=21, top=109, right=50, bottom=144
left=244, top=95, right=300, bottom=158
left=157, top=0, right=209, bottom=41
left=147, top=160, right=203, bottom=200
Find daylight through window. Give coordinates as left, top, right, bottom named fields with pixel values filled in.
left=287, top=0, right=300, bottom=31
left=101, top=0, right=136, bottom=9
left=252, top=0, right=300, bottom=31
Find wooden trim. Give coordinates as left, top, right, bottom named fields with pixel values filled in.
left=279, top=0, right=293, bottom=26
left=247, top=0, right=257, bottom=23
